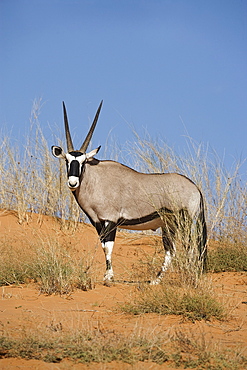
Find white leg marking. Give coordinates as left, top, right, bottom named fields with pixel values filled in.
left=102, top=240, right=114, bottom=282
left=162, top=250, right=172, bottom=272
left=150, top=249, right=174, bottom=285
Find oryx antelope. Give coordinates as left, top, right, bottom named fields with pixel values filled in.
left=52, top=101, right=207, bottom=285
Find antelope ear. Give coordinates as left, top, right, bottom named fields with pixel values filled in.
left=86, top=146, right=101, bottom=160
left=51, top=146, right=66, bottom=159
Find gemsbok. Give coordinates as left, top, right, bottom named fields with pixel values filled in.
left=52, top=101, right=207, bottom=285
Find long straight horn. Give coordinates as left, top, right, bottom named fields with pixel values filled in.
left=79, top=100, right=103, bottom=153
left=63, top=102, right=74, bottom=152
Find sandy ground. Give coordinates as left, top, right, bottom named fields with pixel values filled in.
left=0, top=210, right=246, bottom=369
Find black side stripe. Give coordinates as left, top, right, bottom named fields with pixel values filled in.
left=118, top=207, right=173, bottom=227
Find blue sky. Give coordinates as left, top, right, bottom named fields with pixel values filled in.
left=0, top=0, right=247, bottom=176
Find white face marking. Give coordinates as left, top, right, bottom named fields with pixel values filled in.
left=67, top=176, right=80, bottom=189
left=65, top=153, right=86, bottom=164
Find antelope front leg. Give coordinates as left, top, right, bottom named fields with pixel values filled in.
left=102, top=240, right=114, bottom=283
left=96, top=221, right=117, bottom=285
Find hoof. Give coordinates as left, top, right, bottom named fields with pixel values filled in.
left=103, top=279, right=112, bottom=287
left=104, top=270, right=114, bottom=286
left=149, top=277, right=161, bottom=285
left=149, top=278, right=161, bottom=285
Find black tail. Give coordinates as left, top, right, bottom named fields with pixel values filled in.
left=197, top=193, right=207, bottom=272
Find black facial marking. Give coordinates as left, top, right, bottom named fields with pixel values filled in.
left=69, top=160, right=80, bottom=177
left=69, top=151, right=84, bottom=157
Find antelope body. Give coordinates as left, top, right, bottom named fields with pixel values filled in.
left=52, top=101, right=207, bottom=284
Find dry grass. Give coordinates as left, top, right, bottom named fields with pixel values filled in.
left=120, top=271, right=225, bottom=322
left=0, top=327, right=246, bottom=369
left=171, top=328, right=247, bottom=369
left=0, top=236, right=94, bottom=293
left=0, top=99, right=84, bottom=225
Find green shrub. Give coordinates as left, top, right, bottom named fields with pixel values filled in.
left=208, top=243, right=247, bottom=272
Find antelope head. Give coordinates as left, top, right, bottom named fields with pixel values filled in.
left=52, top=101, right=102, bottom=190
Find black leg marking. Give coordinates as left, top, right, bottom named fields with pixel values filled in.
left=95, top=221, right=117, bottom=283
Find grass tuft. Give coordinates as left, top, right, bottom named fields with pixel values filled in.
left=0, top=237, right=93, bottom=294
left=208, top=242, right=247, bottom=272
left=120, top=278, right=225, bottom=321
